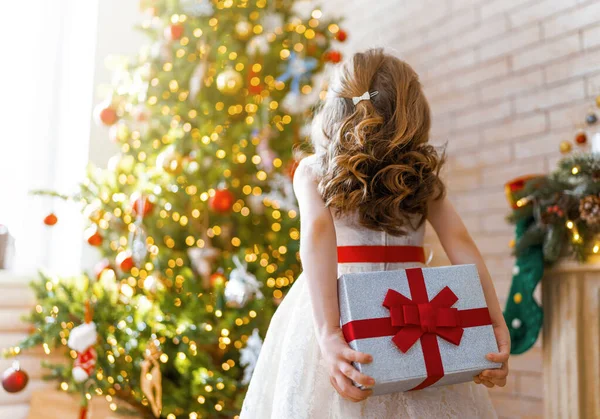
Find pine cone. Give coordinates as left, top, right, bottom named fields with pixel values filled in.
left=579, top=195, right=600, bottom=225
left=593, top=170, right=600, bottom=182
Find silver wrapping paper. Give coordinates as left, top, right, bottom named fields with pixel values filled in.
left=338, top=264, right=501, bottom=396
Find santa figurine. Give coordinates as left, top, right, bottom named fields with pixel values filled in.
left=67, top=302, right=98, bottom=383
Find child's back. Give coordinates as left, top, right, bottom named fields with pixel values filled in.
left=240, top=49, right=507, bottom=419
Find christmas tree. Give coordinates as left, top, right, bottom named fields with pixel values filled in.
left=2, top=1, right=345, bottom=417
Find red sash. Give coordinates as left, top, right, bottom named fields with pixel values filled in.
left=337, top=245, right=426, bottom=264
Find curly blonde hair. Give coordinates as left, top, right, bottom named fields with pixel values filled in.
left=311, top=48, right=445, bottom=235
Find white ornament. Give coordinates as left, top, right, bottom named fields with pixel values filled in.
left=240, top=328, right=263, bottom=384
left=511, top=318, right=522, bottom=329
left=262, top=13, right=284, bottom=33
left=72, top=366, right=90, bottom=383
left=189, top=60, right=208, bottom=99
left=291, top=1, right=315, bottom=19
left=265, top=173, right=298, bottom=211
left=512, top=265, right=520, bottom=276
left=143, top=275, right=164, bottom=294
left=130, top=224, right=148, bottom=266
left=282, top=91, right=311, bottom=114
left=180, top=0, right=214, bottom=17
left=247, top=194, right=266, bottom=215
left=225, top=256, right=264, bottom=308
left=68, top=322, right=98, bottom=353
left=188, top=245, right=220, bottom=279
left=246, top=35, right=270, bottom=56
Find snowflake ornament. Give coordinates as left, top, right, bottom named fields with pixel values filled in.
left=278, top=52, right=318, bottom=94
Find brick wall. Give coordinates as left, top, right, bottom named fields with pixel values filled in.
left=322, top=0, right=600, bottom=417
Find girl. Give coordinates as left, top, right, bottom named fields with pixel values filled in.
left=241, top=48, right=509, bottom=419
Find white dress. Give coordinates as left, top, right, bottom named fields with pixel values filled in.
left=240, top=212, right=497, bottom=419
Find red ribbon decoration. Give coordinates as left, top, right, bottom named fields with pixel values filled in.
left=337, top=245, right=426, bottom=264
left=342, top=267, right=492, bottom=390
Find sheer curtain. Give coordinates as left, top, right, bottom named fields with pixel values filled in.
left=0, top=1, right=99, bottom=275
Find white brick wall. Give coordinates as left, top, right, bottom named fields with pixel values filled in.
left=322, top=0, right=600, bottom=416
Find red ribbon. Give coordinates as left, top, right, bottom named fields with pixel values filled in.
left=337, top=245, right=426, bottom=264
left=341, top=267, right=492, bottom=390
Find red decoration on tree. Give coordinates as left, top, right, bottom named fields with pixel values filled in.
left=43, top=213, right=58, bottom=226
left=68, top=302, right=98, bottom=383
left=210, top=272, right=227, bottom=288
left=94, top=259, right=112, bottom=280
left=2, top=361, right=29, bottom=393
left=84, top=225, right=103, bottom=247
left=166, top=24, right=184, bottom=40
left=95, top=104, right=118, bottom=126
left=335, top=29, right=348, bottom=42
left=575, top=130, right=587, bottom=145
left=324, top=50, right=342, bottom=63
left=116, top=250, right=134, bottom=273
left=209, top=188, right=235, bottom=214
left=247, top=63, right=263, bottom=95
left=131, top=193, right=155, bottom=217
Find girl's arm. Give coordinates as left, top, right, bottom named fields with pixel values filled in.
left=293, top=158, right=374, bottom=402
left=427, top=196, right=510, bottom=388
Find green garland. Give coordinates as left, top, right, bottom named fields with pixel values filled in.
left=511, top=152, right=600, bottom=263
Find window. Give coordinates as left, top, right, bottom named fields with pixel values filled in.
left=0, top=1, right=99, bottom=274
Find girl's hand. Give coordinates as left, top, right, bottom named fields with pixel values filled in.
left=319, top=327, right=375, bottom=402
left=474, top=324, right=510, bottom=388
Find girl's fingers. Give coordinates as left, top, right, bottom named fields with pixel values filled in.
left=481, top=368, right=508, bottom=379
left=336, top=373, right=372, bottom=402
left=473, top=375, right=482, bottom=384
left=343, top=348, right=373, bottom=364
left=339, top=362, right=375, bottom=387
left=491, top=377, right=507, bottom=387
left=486, top=352, right=509, bottom=363
left=481, top=379, right=494, bottom=388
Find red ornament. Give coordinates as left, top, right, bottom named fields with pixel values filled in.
left=131, top=194, right=154, bottom=217
left=84, top=225, right=103, bottom=247
left=324, top=50, right=342, bottom=63
left=575, top=131, right=587, bottom=145
left=209, top=188, right=235, bottom=214
left=210, top=272, right=227, bottom=288
left=336, top=29, right=348, bottom=42
left=94, top=259, right=112, bottom=280
left=43, top=213, right=58, bottom=226
left=2, top=361, right=29, bottom=393
left=97, top=106, right=118, bottom=126
left=116, top=250, right=134, bottom=273
left=167, top=24, right=184, bottom=40
left=247, top=64, right=263, bottom=95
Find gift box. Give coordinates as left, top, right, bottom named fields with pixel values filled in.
left=338, top=264, right=501, bottom=396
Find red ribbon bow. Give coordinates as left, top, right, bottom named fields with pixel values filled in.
left=341, top=267, right=492, bottom=390
left=384, top=286, right=465, bottom=353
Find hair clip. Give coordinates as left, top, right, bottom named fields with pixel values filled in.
left=352, top=90, right=379, bottom=105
